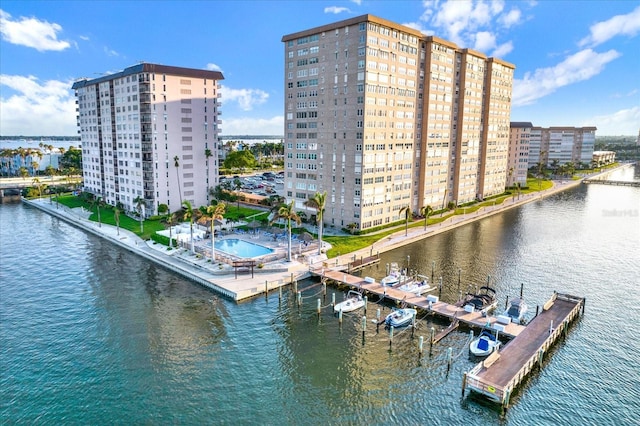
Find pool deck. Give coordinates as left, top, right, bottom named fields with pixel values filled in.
left=22, top=175, right=594, bottom=301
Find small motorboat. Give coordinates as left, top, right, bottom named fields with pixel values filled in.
left=504, top=297, right=528, bottom=323
left=459, top=286, right=498, bottom=314
left=385, top=308, right=417, bottom=328
left=334, top=290, right=365, bottom=313
left=397, top=277, right=436, bottom=296
left=381, top=262, right=407, bottom=286
left=469, top=330, right=501, bottom=357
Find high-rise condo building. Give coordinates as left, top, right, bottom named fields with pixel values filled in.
left=282, top=15, right=514, bottom=232
left=528, top=126, right=596, bottom=168
left=507, top=122, right=533, bottom=187
left=73, top=63, right=223, bottom=217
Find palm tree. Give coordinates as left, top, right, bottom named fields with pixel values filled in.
left=182, top=200, right=197, bottom=254
left=201, top=202, right=226, bottom=263
left=95, top=196, right=103, bottom=227
left=270, top=201, right=301, bottom=262
left=45, top=165, right=56, bottom=203
left=32, top=177, right=43, bottom=198
left=134, top=196, right=145, bottom=234
left=19, top=167, right=29, bottom=180
left=399, top=205, right=412, bottom=237
left=114, top=204, right=121, bottom=236
left=304, top=191, right=326, bottom=255
left=174, top=155, right=182, bottom=205
left=420, top=205, right=433, bottom=231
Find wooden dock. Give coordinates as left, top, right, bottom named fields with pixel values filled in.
left=311, top=267, right=526, bottom=338
left=462, top=292, right=585, bottom=409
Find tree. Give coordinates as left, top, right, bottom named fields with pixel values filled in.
left=304, top=191, right=327, bottom=255
left=134, top=196, right=145, bottom=234
left=223, top=150, right=256, bottom=173
left=182, top=200, right=198, bottom=254
left=399, top=205, right=412, bottom=237
left=114, top=204, right=121, bottom=236
left=201, top=202, right=226, bottom=263
left=270, top=201, right=301, bottom=262
left=19, top=167, right=29, bottom=180
left=174, top=156, right=182, bottom=205
left=93, top=196, right=103, bottom=228
left=32, top=177, right=44, bottom=198
left=232, top=177, right=242, bottom=209
left=420, top=205, right=433, bottom=231
left=45, top=165, right=56, bottom=203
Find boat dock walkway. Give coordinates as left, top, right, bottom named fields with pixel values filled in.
left=583, top=178, right=640, bottom=187
left=462, top=292, right=585, bottom=409
left=311, top=267, right=526, bottom=338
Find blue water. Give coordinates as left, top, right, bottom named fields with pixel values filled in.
left=1, top=165, right=639, bottom=424
left=213, top=238, right=273, bottom=258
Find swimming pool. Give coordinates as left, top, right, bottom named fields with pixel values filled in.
left=212, top=239, right=274, bottom=258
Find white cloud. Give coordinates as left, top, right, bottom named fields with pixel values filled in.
left=498, top=8, right=522, bottom=28
left=0, top=75, right=76, bottom=135
left=103, top=46, right=118, bottom=57
left=206, top=63, right=223, bottom=72
left=420, top=0, right=522, bottom=56
left=220, top=85, right=269, bottom=111
left=324, top=6, right=351, bottom=14
left=79, top=35, right=89, bottom=41
left=586, top=106, right=640, bottom=136
left=474, top=31, right=496, bottom=52
left=402, top=21, right=433, bottom=35
left=351, top=0, right=362, bottom=5
left=222, top=116, right=283, bottom=136
left=0, top=9, right=70, bottom=52
left=579, top=5, right=640, bottom=47
left=492, top=41, right=513, bottom=57
left=512, top=49, right=621, bottom=106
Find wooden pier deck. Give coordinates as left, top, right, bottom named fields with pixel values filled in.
left=311, top=267, right=526, bottom=338
left=463, top=292, right=585, bottom=409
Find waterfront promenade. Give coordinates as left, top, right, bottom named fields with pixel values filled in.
left=21, top=170, right=612, bottom=301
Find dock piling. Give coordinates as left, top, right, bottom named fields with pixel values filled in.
left=389, top=326, right=394, bottom=349
left=447, top=347, right=453, bottom=372
left=505, top=295, right=509, bottom=309
left=317, top=299, right=321, bottom=317
left=364, top=296, right=368, bottom=314
left=419, top=336, right=424, bottom=355
left=331, top=292, right=335, bottom=307
left=338, top=309, right=343, bottom=324
left=361, top=316, right=367, bottom=342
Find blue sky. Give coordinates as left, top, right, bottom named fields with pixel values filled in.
left=1, top=0, right=638, bottom=136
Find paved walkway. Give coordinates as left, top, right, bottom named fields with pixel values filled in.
left=22, top=169, right=618, bottom=301
left=23, top=198, right=311, bottom=301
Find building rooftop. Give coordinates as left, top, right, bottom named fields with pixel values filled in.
left=72, top=63, right=224, bottom=89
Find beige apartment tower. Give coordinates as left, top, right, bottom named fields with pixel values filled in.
left=73, top=63, right=223, bottom=217
left=283, top=15, right=514, bottom=232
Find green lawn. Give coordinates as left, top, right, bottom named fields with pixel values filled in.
left=57, top=195, right=165, bottom=240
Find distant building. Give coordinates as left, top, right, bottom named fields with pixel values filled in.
left=592, top=151, right=616, bottom=166
left=72, top=63, right=224, bottom=216
left=507, top=122, right=532, bottom=187
left=282, top=15, right=514, bottom=231
left=527, top=126, right=596, bottom=168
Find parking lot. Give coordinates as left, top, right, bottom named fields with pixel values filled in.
left=220, top=170, right=285, bottom=199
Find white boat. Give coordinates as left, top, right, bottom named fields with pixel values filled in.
left=334, top=290, right=365, bottom=313
left=381, top=262, right=407, bottom=286
left=397, top=276, right=435, bottom=295
left=504, top=297, right=528, bottom=323
left=469, top=330, right=501, bottom=357
left=385, top=308, right=417, bottom=328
